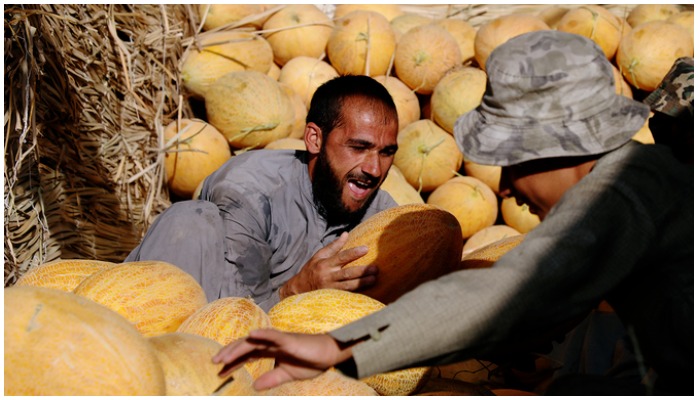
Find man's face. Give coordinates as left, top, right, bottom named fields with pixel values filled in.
left=312, top=100, right=398, bottom=225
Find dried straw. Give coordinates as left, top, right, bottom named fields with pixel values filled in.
left=4, top=5, right=196, bottom=285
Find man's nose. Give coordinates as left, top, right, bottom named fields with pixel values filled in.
left=361, top=152, right=381, bottom=177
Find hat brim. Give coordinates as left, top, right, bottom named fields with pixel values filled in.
left=454, top=95, right=650, bottom=167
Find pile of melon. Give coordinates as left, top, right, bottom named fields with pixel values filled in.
left=163, top=3, right=692, bottom=253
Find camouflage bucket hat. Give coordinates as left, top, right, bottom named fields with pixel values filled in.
left=454, top=30, right=650, bottom=166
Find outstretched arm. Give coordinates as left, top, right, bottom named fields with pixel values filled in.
left=212, top=328, right=357, bottom=390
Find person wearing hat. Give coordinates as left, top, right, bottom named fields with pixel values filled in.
left=211, top=31, right=693, bottom=395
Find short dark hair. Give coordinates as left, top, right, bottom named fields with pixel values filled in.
left=306, top=75, right=397, bottom=138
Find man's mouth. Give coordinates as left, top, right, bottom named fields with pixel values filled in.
left=347, top=177, right=375, bottom=199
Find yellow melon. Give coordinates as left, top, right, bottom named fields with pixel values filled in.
left=632, top=117, right=655, bottom=145
left=537, top=6, right=571, bottom=28
left=394, top=24, right=461, bottom=95
left=463, top=159, right=501, bottom=194
left=327, top=10, right=397, bottom=76
left=390, top=13, right=432, bottom=41
left=462, top=225, right=521, bottom=257
left=339, top=204, right=463, bottom=304
left=14, top=259, right=116, bottom=292
left=380, top=164, right=425, bottom=206
left=626, top=4, right=682, bottom=28
left=4, top=286, right=166, bottom=395
left=393, top=119, right=463, bottom=193
left=176, top=296, right=274, bottom=380
left=616, top=21, right=694, bottom=92
left=206, top=70, right=295, bottom=149
left=149, top=332, right=258, bottom=396
left=611, top=63, right=633, bottom=98
left=262, top=4, right=333, bottom=67
left=668, top=11, right=694, bottom=38
left=556, top=5, right=627, bottom=60
left=500, top=196, right=541, bottom=234
left=197, top=4, right=270, bottom=31
left=457, top=234, right=525, bottom=271
left=264, top=137, right=307, bottom=150
left=264, top=370, right=379, bottom=396
left=268, top=288, right=431, bottom=396
left=267, top=61, right=281, bottom=80
left=430, top=66, right=487, bottom=134
left=164, top=118, right=231, bottom=199
left=278, top=56, right=339, bottom=109
left=334, top=4, right=404, bottom=23
left=181, top=30, right=273, bottom=99
left=434, top=18, right=477, bottom=64
left=373, top=74, right=421, bottom=132
left=427, top=176, right=499, bottom=240
left=278, top=82, right=308, bottom=139
left=474, top=14, right=550, bottom=69
left=73, top=260, right=208, bottom=337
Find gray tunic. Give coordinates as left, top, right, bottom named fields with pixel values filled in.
left=126, top=149, right=397, bottom=311
left=330, top=141, right=693, bottom=393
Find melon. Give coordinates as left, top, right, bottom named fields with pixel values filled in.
left=611, top=63, right=633, bottom=98
left=327, top=10, right=397, bottom=76
left=278, top=82, right=308, bottom=139
left=457, top=234, right=525, bottom=271
left=536, top=6, right=570, bottom=28
left=176, top=296, right=274, bottom=380
left=334, top=4, right=404, bottom=24
left=463, top=159, right=501, bottom=194
left=556, top=5, right=627, bottom=60
left=73, top=260, right=208, bottom=337
left=206, top=70, right=295, bottom=149
left=434, top=19, right=477, bottom=64
left=267, top=62, right=281, bottom=80
left=616, top=21, right=694, bottom=92
left=632, top=117, right=655, bottom=145
left=390, top=13, right=432, bottom=41
left=430, top=66, right=487, bottom=134
left=427, top=176, right=499, bottom=240
left=394, top=24, right=461, bottom=95
left=626, top=4, right=682, bottom=28
left=668, top=11, right=694, bottom=38
left=268, top=288, right=431, bottom=396
left=14, top=259, right=116, bottom=292
left=197, top=4, right=270, bottom=31
left=379, top=164, right=425, bottom=206
left=474, top=14, right=550, bottom=69
left=148, top=332, right=258, bottom=396
left=500, top=196, right=541, bottom=234
left=181, top=30, right=274, bottom=99
left=264, top=137, right=307, bottom=150
left=393, top=119, right=463, bottom=193
left=339, top=203, right=463, bottom=304
left=262, top=4, right=333, bottom=67
left=163, top=118, right=231, bottom=199
left=4, top=286, right=166, bottom=395
left=462, top=225, right=521, bottom=257
left=373, top=74, right=421, bottom=132
left=278, top=56, right=339, bottom=109
left=264, top=370, right=379, bottom=396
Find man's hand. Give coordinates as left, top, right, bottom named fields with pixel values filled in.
left=279, top=232, right=377, bottom=298
left=212, top=328, right=352, bottom=391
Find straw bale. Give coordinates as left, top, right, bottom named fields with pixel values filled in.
left=4, top=5, right=196, bottom=285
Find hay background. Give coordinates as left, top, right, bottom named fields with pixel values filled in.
left=2, top=4, right=676, bottom=286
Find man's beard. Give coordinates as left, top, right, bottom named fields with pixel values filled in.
left=312, top=148, right=378, bottom=227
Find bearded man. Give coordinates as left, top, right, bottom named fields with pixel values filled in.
left=125, top=75, right=400, bottom=312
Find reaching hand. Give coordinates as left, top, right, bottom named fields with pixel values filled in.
left=212, top=328, right=352, bottom=391
left=279, top=232, right=378, bottom=298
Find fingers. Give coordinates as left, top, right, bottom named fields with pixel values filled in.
left=212, top=329, right=281, bottom=377
left=332, top=264, right=378, bottom=290
left=314, top=231, right=350, bottom=259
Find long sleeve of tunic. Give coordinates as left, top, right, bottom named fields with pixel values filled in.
left=330, top=141, right=693, bottom=385
left=199, top=150, right=396, bottom=311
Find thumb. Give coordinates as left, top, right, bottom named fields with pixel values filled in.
left=316, top=232, right=350, bottom=259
